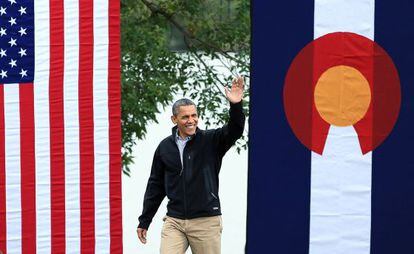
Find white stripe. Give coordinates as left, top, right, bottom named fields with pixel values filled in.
left=310, top=127, right=372, bottom=254
left=310, top=1, right=375, bottom=254
left=314, top=0, right=375, bottom=39
left=5, top=84, right=22, bottom=254
left=93, top=0, right=110, bottom=252
left=63, top=0, right=81, bottom=253
left=34, top=0, right=51, bottom=253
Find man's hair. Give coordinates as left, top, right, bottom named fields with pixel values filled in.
left=172, top=98, right=196, bottom=116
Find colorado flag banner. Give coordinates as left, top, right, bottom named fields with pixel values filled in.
left=0, top=0, right=122, bottom=254
left=248, top=0, right=414, bottom=254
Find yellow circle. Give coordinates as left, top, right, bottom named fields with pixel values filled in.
left=314, top=65, right=371, bottom=126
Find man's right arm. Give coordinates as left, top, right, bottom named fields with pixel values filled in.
left=138, top=146, right=166, bottom=231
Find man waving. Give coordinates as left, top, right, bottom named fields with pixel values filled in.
left=137, top=77, right=245, bottom=254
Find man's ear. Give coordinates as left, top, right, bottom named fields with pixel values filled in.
left=171, top=115, right=177, bottom=125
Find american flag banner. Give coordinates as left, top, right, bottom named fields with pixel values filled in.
left=0, top=0, right=122, bottom=253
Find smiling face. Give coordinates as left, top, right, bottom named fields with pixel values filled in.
left=171, top=105, right=198, bottom=138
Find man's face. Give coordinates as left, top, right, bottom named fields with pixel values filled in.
left=171, top=105, right=198, bottom=138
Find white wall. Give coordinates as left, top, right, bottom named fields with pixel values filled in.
left=122, top=106, right=248, bottom=254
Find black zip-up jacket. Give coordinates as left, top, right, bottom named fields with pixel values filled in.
left=138, top=102, right=245, bottom=229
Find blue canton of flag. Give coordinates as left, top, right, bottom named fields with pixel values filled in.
left=0, top=0, right=34, bottom=83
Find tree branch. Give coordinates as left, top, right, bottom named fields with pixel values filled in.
left=184, top=39, right=227, bottom=95
left=140, top=0, right=248, bottom=67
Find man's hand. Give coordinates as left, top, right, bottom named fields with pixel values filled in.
left=137, top=227, right=148, bottom=244
left=225, top=76, right=245, bottom=104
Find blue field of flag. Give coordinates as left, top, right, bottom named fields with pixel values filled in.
left=0, top=0, right=34, bottom=83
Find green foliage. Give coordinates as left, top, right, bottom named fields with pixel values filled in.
left=121, top=0, right=250, bottom=175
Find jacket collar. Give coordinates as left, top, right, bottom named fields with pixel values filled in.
left=170, top=125, right=200, bottom=141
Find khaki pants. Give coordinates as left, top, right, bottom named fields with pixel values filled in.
left=160, top=215, right=223, bottom=254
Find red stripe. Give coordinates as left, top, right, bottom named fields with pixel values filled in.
left=19, top=84, right=36, bottom=254
left=79, top=1, right=95, bottom=253
left=0, top=85, right=6, bottom=254
left=49, top=0, right=66, bottom=252
left=108, top=0, right=122, bottom=252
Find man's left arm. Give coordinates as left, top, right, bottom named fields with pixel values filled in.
left=215, top=77, right=246, bottom=156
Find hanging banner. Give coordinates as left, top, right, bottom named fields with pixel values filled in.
left=247, top=1, right=414, bottom=253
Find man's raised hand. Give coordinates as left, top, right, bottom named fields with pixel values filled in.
left=225, top=76, right=245, bottom=104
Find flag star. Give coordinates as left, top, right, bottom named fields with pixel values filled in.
left=18, top=48, right=26, bottom=57
left=9, top=59, right=17, bottom=68
left=0, top=6, right=6, bottom=15
left=8, top=17, right=16, bottom=26
left=8, top=38, right=17, bottom=47
left=18, top=6, right=26, bottom=15
left=0, top=70, right=7, bottom=79
left=18, top=27, right=26, bottom=36
left=0, top=49, right=6, bottom=58
left=8, top=0, right=16, bottom=5
left=20, top=69, right=27, bottom=78
left=0, top=27, right=6, bottom=37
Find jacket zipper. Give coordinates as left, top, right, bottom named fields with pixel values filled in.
left=182, top=146, right=188, bottom=218
left=172, top=141, right=187, bottom=218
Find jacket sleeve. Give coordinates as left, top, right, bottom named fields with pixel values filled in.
left=138, top=146, right=166, bottom=230
left=214, top=101, right=246, bottom=157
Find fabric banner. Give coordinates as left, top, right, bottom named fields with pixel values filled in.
left=0, top=0, right=122, bottom=253
left=248, top=1, right=414, bottom=253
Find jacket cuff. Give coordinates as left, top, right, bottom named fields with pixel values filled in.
left=138, top=220, right=150, bottom=230
left=230, top=100, right=243, bottom=109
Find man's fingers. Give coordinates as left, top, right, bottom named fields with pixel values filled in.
left=137, top=228, right=147, bottom=244
left=237, top=76, right=244, bottom=88
left=140, top=230, right=147, bottom=244
left=231, top=78, right=238, bottom=88
left=136, top=229, right=141, bottom=241
left=139, top=233, right=147, bottom=244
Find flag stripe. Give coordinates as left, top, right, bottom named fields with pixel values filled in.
left=314, top=0, right=375, bottom=39
left=108, top=0, right=122, bottom=251
left=63, top=0, right=81, bottom=252
left=93, top=0, right=110, bottom=252
left=372, top=1, right=414, bottom=253
left=5, top=84, right=22, bottom=254
left=0, top=85, right=6, bottom=254
left=79, top=0, right=96, bottom=253
left=309, top=1, right=375, bottom=254
left=247, top=1, right=314, bottom=253
left=34, top=0, right=52, bottom=252
left=19, top=84, right=36, bottom=254
left=49, top=0, right=66, bottom=252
